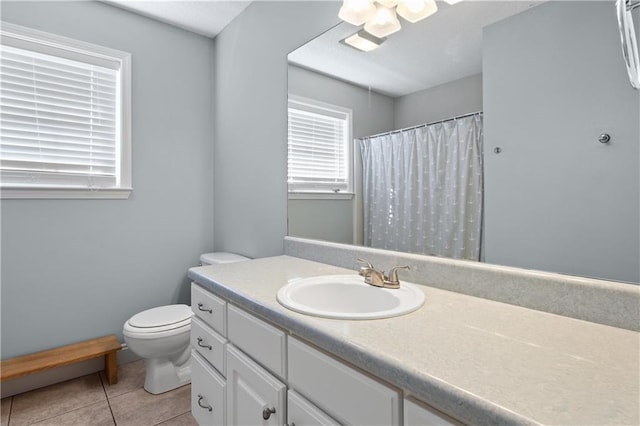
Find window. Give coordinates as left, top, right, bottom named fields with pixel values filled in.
left=0, top=22, right=131, bottom=199
left=287, top=95, right=353, bottom=197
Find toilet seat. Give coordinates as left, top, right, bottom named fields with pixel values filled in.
left=124, top=304, right=192, bottom=336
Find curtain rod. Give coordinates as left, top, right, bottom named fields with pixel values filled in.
left=359, top=111, right=483, bottom=140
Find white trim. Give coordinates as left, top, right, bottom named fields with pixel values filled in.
left=0, top=22, right=130, bottom=66
left=0, top=22, right=133, bottom=198
left=288, top=192, right=354, bottom=200
left=1, top=187, right=132, bottom=199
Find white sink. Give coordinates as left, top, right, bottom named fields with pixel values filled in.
left=276, top=274, right=425, bottom=320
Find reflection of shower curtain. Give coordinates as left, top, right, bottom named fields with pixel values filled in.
left=360, top=114, right=483, bottom=261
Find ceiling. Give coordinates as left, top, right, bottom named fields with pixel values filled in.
left=102, top=1, right=539, bottom=97
left=103, top=1, right=252, bottom=38
left=288, top=1, right=541, bottom=98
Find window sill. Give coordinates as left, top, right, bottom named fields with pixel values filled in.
left=1, top=187, right=133, bottom=200
left=288, top=192, right=354, bottom=200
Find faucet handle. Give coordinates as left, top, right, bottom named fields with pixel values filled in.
left=385, top=265, right=410, bottom=288
left=356, top=258, right=375, bottom=276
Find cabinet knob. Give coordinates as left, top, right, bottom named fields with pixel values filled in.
left=197, top=394, right=212, bottom=412
left=262, top=406, right=276, bottom=420
left=197, top=337, right=212, bottom=350
left=197, top=303, right=213, bottom=314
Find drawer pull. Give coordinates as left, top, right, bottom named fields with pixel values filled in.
left=262, top=406, right=276, bottom=420
left=197, top=337, right=212, bottom=350
left=197, top=303, right=213, bottom=314
left=197, top=394, right=212, bottom=412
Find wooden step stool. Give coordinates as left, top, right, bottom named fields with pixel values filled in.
left=0, top=335, right=122, bottom=385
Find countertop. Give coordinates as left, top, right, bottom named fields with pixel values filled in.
left=188, top=255, right=639, bottom=426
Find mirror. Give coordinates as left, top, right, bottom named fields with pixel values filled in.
left=287, top=1, right=640, bottom=284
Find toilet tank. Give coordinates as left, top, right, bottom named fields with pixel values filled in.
left=200, top=252, right=250, bottom=266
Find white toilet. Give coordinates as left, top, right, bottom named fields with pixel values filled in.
left=123, top=252, right=249, bottom=394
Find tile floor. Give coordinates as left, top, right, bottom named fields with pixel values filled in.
left=0, top=360, right=196, bottom=426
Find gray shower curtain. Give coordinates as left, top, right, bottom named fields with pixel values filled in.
left=360, top=114, right=483, bottom=261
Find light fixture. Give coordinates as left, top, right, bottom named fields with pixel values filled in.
left=338, top=0, right=377, bottom=26
left=341, top=30, right=386, bottom=52
left=376, top=0, right=399, bottom=7
left=442, top=0, right=463, bottom=4
left=364, top=4, right=401, bottom=38
left=396, top=0, right=438, bottom=23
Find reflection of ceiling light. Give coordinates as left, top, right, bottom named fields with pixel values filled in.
left=396, top=0, right=438, bottom=23
left=338, top=0, right=453, bottom=52
left=364, top=4, right=401, bottom=38
left=338, top=0, right=377, bottom=26
left=341, top=30, right=386, bottom=52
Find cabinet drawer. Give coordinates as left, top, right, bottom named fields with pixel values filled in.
left=288, top=337, right=400, bottom=426
left=227, top=304, right=286, bottom=379
left=191, top=351, right=225, bottom=426
left=191, top=283, right=226, bottom=336
left=404, top=397, right=462, bottom=426
left=288, top=390, right=340, bottom=426
left=191, top=316, right=226, bottom=375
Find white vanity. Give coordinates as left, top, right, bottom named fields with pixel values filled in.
left=190, top=277, right=456, bottom=425
left=187, top=253, right=639, bottom=425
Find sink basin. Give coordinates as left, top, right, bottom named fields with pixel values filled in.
left=276, top=274, right=425, bottom=320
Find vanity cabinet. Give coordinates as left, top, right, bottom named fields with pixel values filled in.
left=191, top=283, right=293, bottom=426
left=190, top=282, right=461, bottom=426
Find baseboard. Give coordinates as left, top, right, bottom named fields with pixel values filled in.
left=0, top=347, right=141, bottom=398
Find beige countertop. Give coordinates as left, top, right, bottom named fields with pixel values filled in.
left=188, top=255, right=639, bottom=426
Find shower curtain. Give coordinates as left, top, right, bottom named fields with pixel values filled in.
left=359, top=114, right=483, bottom=261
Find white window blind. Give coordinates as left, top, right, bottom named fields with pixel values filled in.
left=288, top=96, right=352, bottom=194
left=0, top=22, right=131, bottom=198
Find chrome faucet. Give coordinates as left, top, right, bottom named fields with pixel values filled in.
left=357, top=259, right=410, bottom=289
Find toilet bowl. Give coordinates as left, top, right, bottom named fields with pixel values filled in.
left=123, top=252, right=249, bottom=394
left=123, top=304, right=192, bottom=394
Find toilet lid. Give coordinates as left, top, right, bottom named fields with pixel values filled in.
left=128, top=304, right=192, bottom=329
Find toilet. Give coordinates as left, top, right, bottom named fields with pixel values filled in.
left=123, top=252, right=249, bottom=394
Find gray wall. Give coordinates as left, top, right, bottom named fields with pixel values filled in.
left=393, top=73, right=483, bottom=129
left=287, top=65, right=395, bottom=245
left=483, top=1, right=640, bottom=283
left=0, top=1, right=215, bottom=358
left=288, top=199, right=354, bottom=244
left=213, top=2, right=341, bottom=258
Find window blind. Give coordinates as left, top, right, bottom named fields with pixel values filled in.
left=288, top=99, right=351, bottom=193
left=0, top=44, right=120, bottom=189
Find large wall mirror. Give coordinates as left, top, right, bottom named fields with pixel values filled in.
left=287, top=0, right=640, bottom=284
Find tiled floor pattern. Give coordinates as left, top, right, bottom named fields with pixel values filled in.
left=0, top=361, right=196, bottom=426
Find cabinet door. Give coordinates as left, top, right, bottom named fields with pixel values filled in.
left=226, top=344, right=286, bottom=426
left=287, top=390, right=340, bottom=426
